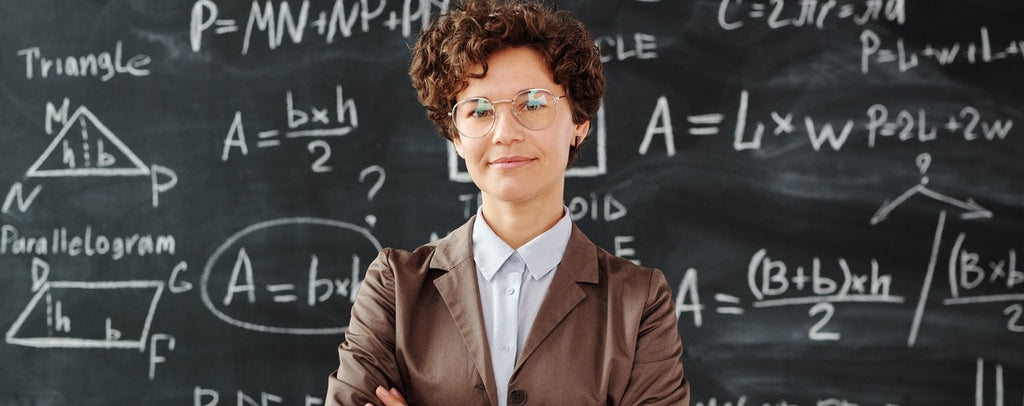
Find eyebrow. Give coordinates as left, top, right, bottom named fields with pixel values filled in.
left=464, top=87, right=551, bottom=99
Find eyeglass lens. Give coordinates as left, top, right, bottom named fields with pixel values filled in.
left=452, top=89, right=558, bottom=138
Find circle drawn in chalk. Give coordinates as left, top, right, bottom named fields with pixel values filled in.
left=200, top=217, right=381, bottom=335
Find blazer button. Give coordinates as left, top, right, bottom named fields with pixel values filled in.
left=509, top=389, right=528, bottom=405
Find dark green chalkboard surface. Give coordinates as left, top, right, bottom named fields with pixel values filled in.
left=1, top=0, right=1021, bottom=405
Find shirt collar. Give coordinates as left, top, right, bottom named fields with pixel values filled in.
left=472, top=207, right=573, bottom=282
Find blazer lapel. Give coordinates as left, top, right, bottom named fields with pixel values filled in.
left=515, top=224, right=600, bottom=371
left=430, top=218, right=500, bottom=406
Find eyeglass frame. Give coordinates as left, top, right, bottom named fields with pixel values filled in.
left=447, top=88, right=568, bottom=139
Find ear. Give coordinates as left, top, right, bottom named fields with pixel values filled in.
left=571, top=120, right=591, bottom=147
left=452, top=134, right=466, bottom=158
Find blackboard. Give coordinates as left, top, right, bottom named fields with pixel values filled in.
left=1, top=0, right=1021, bottom=405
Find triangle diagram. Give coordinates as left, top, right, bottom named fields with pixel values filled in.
left=26, top=106, right=150, bottom=178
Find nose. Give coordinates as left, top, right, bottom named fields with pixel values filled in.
left=490, top=104, right=524, bottom=145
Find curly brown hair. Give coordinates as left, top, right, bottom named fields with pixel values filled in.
left=408, top=0, right=605, bottom=167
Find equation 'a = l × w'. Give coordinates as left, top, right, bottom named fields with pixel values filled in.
left=687, top=114, right=726, bottom=136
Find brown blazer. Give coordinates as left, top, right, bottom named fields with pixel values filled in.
left=326, top=217, right=689, bottom=405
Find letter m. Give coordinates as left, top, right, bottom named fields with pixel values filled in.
left=242, top=1, right=276, bottom=55
left=45, top=98, right=70, bottom=135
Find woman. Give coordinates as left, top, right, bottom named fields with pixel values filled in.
left=326, top=1, right=689, bottom=405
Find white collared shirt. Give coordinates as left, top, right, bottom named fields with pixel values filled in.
left=472, top=207, right=573, bottom=406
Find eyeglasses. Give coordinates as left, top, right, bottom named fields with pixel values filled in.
left=448, top=88, right=567, bottom=138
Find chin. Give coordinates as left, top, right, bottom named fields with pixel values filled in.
left=478, top=180, right=539, bottom=202
left=484, top=188, right=535, bottom=204
left=478, top=172, right=563, bottom=203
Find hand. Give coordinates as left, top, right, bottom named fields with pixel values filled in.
left=365, top=386, right=408, bottom=406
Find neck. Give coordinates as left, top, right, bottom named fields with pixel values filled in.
left=479, top=195, right=565, bottom=250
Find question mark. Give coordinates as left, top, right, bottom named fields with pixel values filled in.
left=359, top=165, right=386, bottom=227
left=915, top=153, right=931, bottom=185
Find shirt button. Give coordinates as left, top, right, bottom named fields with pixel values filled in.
left=509, top=389, right=528, bottom=405
left=504, top=287, right=516, bottom=295
left=499, top=344, right=511, bottom=352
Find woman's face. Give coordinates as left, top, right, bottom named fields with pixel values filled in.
left=452, top=47, right=590, bottom=208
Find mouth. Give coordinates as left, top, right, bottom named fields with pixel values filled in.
left=489, top=156, right=535, bottom=169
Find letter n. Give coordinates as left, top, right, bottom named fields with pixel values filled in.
left=3, top=182, right=42, bottom=214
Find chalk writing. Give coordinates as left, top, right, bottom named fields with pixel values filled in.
left=25, top=102, right=179, bottom=208
left=358, top=165, right=386, bottom=227
left=0, top=225, right=176, bottom=259
left=867, top=105, right=1014, bottom=148
left=728, top=91, right=1014, bottom=153
left=861, top=27, right=1024, bottom=74
left=456, top=191, right=626, bottom=223
left=671, top=158, right=1000, bottom=344
left=638, top=96, right=677, bottom=156
left=15, top=41, right=151, bottom=81
left=746, top=249, right=900, bottom=308
left=5, top=279, right=164, bottom=351
left=193, top=386, right=325, bottom=406
left=944, top=233, right=1024, bottom=306
left=871, top=154, right=992, bottom=225
left=221, top=85, right=358, bottom=173
left=149, top=334, right=176, bottom=380
left=717, top=0, right=906, bottom=31
left=190, top=0, right=450, bottom=55
left=595, top=33, right=659, bottom=62
left=2, top=182, right=43, bottom=214
left=975, top=358, right=1023, bottom=406
left=614, top=235, right=640, bottom=264
left=696, top=397, right=902, bottom=406
left=872, top=155, right=993, bottom=346
left=675, top=268, right=707, bottom=327
left=568, top=193, right=628, bottom=222
left=200, top=217, right=381, bottom=335
left=30, top=105, right=150, bottom=177
left=220, top=250, right=362, bottom=306
left=1, top=0, right=1021, bottom=403
left=677, top=258, right=902, bottom=341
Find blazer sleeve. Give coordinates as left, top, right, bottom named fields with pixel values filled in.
left=620, top=269, right=690, bottom=406
left=326, top=249, right=402, bottom=406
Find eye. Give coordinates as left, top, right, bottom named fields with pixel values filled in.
left=470, top=108, right=493, bottom=118
left=522, top=101, right=545, bottom=111
left=468, top=99, right=494, bottom=119
left=519, top=90, right=550, bottom=112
